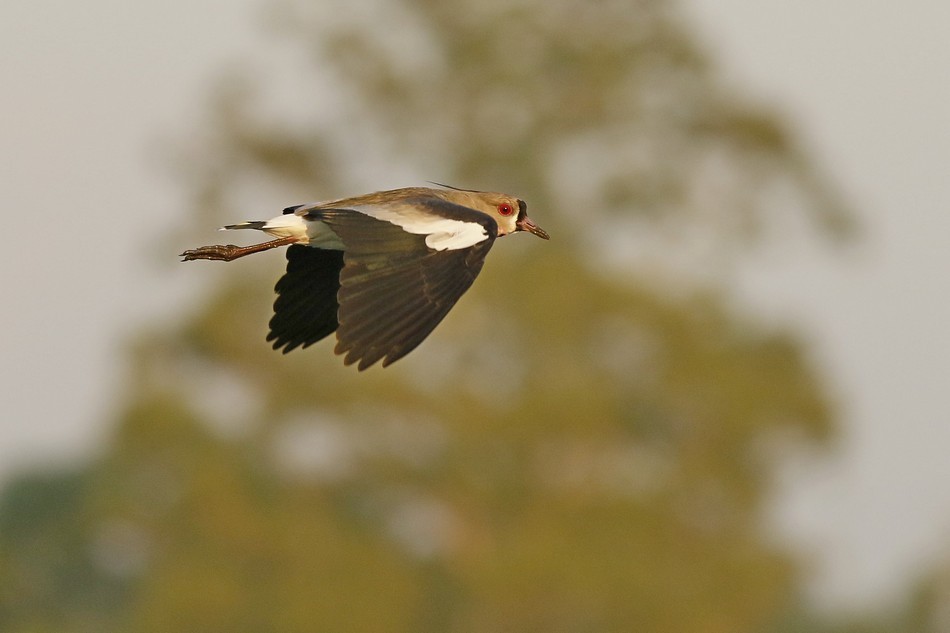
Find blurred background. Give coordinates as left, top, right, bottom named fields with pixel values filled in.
left=2, top=0, right=949, bottom=630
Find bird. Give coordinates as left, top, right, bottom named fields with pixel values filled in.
left=181, top=185, right=550, bottom=370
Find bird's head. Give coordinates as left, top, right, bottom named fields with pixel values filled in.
left=470, top=192, right=550, bottom=240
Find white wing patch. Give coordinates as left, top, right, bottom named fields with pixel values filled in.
left=350, top=204, right=489, bottom=251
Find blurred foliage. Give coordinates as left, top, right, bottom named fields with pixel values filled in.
left=3, top=0, right=928, bottom=631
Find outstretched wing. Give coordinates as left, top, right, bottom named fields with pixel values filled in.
left=267, top=245, right=344, bottom=353
left=311, top=199, right=497, bottom=370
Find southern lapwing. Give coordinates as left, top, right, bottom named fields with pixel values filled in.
left=181, top=186, right=550, bottom=370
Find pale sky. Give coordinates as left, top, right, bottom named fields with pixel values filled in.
left=2, top=0, right=948, bottom=617
left=689, top=0, right=950, bottom=613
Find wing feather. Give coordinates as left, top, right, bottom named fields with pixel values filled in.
left=314, top=201, right=496, bottom=369
left=267, top=245, right=344, bottom=352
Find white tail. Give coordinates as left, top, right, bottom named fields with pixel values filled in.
left=220, top=214, right=308, bottom=241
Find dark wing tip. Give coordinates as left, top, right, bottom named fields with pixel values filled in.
left=267, top=246, right=343, bottom=354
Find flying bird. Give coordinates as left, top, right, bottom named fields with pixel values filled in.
left=181, top=186, right=550, bottom=370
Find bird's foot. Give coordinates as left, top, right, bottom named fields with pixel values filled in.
left=180, top=236, right=299, bottom=262
left=180, top=244, right=243, bottom=262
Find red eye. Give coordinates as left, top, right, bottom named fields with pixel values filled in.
left=498, top=203, right=514, bottom=216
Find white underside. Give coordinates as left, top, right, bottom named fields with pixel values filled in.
left=253, top=213, right=345, bottom=250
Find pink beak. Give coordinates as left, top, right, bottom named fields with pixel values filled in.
left=517, top=216, right=550, bottom=240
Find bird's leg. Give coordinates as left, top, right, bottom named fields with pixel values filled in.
left=180, top=236, right=299, bottom=262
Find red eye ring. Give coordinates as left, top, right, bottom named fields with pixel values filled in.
left=498, top=203, right=514, bottom=216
